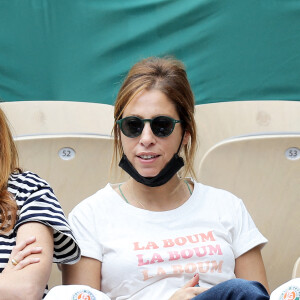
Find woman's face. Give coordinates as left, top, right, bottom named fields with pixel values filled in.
left=120, top=89, right=189, bottom=178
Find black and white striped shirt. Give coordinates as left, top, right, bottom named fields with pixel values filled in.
left=0, top=171, right=81, bottom=298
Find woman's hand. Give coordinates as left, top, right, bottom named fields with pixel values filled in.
left=168, top=274, right=209, bottom=300
left=3, top=236, right=42, bottom=273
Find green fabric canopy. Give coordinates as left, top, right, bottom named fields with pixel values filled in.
left=0, top=0, right=299, bottom=104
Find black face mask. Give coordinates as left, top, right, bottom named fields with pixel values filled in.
left=118, top=134, right=185, bottom=187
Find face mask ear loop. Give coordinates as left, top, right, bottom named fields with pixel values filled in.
left=118, top=127, right=125, bottom=157
left=176, top=131, right=186, bottom=155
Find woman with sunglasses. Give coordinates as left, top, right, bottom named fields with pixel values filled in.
left=62, top=57, right=270, bottom=300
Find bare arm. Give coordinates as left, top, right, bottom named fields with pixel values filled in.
left=0, top=222, right=53, bottom=300
left=62, top=256, right=102, bottom=290
left=235, top=245, right=270, bottom=293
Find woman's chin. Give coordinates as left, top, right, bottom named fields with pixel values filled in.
left=137, top=169, right=160, bottom=178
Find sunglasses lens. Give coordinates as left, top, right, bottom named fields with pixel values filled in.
left=152, top=116, right=174, bottom=137
left=122, top=117, right=143, bottom=137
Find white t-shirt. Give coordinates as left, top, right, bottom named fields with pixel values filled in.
left=69, top=181, right=267, bottom=300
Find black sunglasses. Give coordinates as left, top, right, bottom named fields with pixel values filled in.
left=117, top=116, right=182, bottom=138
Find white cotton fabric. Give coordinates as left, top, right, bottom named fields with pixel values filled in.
left=69, top=181, right=267, bottom=300
left=270, top=278, right=300, bottom=300
left=45, top=285, right=111, bottom=300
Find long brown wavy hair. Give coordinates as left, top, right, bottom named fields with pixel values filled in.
left=0, top=107, right=21, bottom=233
left=113, top=56, right=197, bottom=179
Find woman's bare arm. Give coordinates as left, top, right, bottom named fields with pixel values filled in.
left=0, top=222, right=53, bottom=300
left=62, top=256, right=102, bottom=290
left=235, top=245, right=270, bottom=293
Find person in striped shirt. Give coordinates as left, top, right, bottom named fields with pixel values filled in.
left=0, top=107, right=81, bottom=299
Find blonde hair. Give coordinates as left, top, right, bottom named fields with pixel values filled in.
left=113, top=56, right=197, bottom=178
left=0, top=107, right=21, bottom=233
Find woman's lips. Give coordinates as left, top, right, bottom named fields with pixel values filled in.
left=137, top=154, right=159, bottom=160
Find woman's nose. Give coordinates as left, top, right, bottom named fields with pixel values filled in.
left=139, top=122, right=156, bottom=147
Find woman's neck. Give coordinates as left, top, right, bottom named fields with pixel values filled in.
left=119, top=176, right=192, bottom=211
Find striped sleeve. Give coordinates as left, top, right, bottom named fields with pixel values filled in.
left=10, top=172, right=80, bottom=264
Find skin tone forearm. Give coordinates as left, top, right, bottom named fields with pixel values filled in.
left=0, top=222, right=54, bottom=300
left=62, top=256, right=101, bottom=290
left=235, top=246, right=270, bottom=293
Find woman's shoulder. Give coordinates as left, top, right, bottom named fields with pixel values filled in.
left=8, top=171, right=58, bottom=208
left=8, top=171, right=50, bottom=190
left=193, top=180, right=243, bottom=206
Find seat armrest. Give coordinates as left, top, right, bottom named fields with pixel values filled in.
left=292, top=257, right=300, bottom=278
